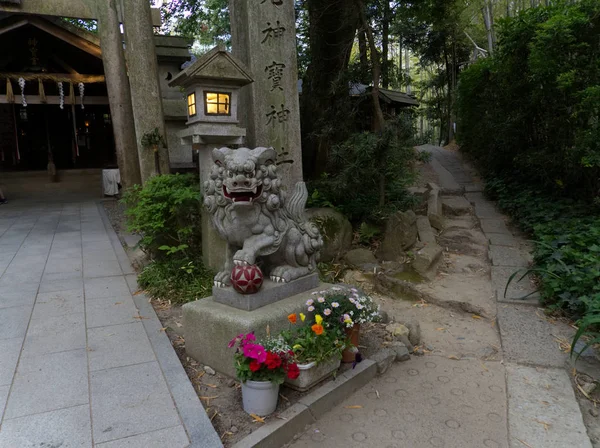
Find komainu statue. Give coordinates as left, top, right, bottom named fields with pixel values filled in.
left=204, top=147, right=323, bottom=287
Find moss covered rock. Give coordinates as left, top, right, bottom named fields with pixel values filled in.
left=306, top=208, right=353, bottom=262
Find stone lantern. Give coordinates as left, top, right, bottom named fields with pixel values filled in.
left=169, top=44, right=254, bottom=269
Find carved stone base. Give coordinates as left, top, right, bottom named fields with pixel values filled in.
left=213, top=273, right=320, bottom=311
left=183, top=282, right=330, bottom=377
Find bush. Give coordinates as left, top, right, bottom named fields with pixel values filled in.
left=457, top=1, right=600, bottom=198
left=122, top=174, right=201, bottom=259
left=309, top=113, right=419, bottom=223
left=486, top=178, right=600, bottom=318
left=137, top=257, right=213, bottom=304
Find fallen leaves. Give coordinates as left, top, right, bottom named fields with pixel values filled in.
left=533, top=418, right=552, bottom=431
left=345, top=405, right=363, bottom=409
left=250, top=413, right=265, bottom=423
left=516, top=439, right=533, bottom=448
left=472, top=315, right=482, bottom=320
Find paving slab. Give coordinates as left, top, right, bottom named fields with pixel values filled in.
left=90, top=361, right=182, bottom=444
left=4, top=349, right=89, bottom=419
left=0, top=404, right=92, bottom=448
left=31, top=289, right=85, bottom=319
left=489, top=245, right=531, bottom=268
left=506, top=364, right=592, bottom=448
left=480, top=219, right=511, bottom=235
left=497, top=305, right=569, bottom=368
left=0, top=338, right=21, bottom=387
left=291, top=357, right=509, bottom=448
left=0, top=306, right=32, bottom=341
left=487, top=233, right=520, bottom=247
left=84, top=275, right=131, bottom=299
left=0, top=385, right=8, bottom=419
left=85, top=297, right=139, bottom=328
left=492, top=266, right=539, bottom=304
left=21, top=313, right=86, bottom=357
left=441, top=196, right=473, bottom=216
left=95, top=425, right=189, bottom=448
left=87, top=322, right=156, bottom=371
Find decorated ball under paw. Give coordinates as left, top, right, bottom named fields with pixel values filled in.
left=231, top=264, right=264, bottom=294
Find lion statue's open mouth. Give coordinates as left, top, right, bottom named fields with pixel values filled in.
left=222, top=185, right=263, bottom=203
left=204, top=147, right=324, bottom=287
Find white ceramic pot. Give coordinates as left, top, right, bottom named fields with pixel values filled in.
left=241, top=380, right=280, bottom=416
left=284, top=357, right=342, bottom=392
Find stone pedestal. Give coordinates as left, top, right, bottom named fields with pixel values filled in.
left=230, top=0, right=303, bottom=190
left=183, top=284, right=329, bottom=377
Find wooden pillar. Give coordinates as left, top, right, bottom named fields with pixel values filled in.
left=96, top=0, right=141, bottom=188
left=120, top=0, right=170, bottom=183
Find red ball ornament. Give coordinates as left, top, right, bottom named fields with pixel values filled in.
left=231, top=264, right=264, bottom=294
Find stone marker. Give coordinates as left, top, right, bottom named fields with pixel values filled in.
left=230, top=0, right=303, bottom=191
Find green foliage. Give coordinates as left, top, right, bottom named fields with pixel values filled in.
left=457, top=1, right=600, bottom=198
left=282, top=321, right=345, bottom=365
left=141, top=128, right=166, bottom=149
left=309, top=113, right=419, bottom=223
left=485, top=178, right=600, bottom=345
left=122, top=174, right=201, bottom=259
left=137, top=257, right=213, bottom=304
left=357, top=222, right=381, bottom=245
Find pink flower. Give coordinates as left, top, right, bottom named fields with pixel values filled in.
left=243, top=343, right=267, bottom=363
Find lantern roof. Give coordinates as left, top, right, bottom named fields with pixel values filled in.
left=169, top=44, right=253, bottom=89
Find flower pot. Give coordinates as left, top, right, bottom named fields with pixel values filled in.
left=284, top=357, right=342, bottom=392
left=342, top=324, right=361, bottom=363
left=241, top=380, right=280, bottom=416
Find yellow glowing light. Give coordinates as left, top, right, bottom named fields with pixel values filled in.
left=204, top=92, right=231, bottom=115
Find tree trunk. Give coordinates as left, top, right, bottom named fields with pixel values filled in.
left=405, top=48, right=411, bottom=95
left=301, top=0, right=359, bottom=179
left=358, top=28, right=369, bottom=84
left=382, top=0, right=391, bottom=89
left=356, top=0, right=385, bottom=206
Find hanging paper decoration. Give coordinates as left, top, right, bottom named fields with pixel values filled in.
left=18, top=77, right=26, bottom=107
left=58, top=82, right=64, bottom=109
left=6, top=79, right=14, bottom=104
left=38, top=79, right=47, bottom=104
left=78, top=82, right=85, bottom=110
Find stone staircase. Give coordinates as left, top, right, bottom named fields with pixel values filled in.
left=0, top=169, right=103, bottom=201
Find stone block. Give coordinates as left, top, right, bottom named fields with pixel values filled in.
left=416, top=216, right=436, bottom=244
left=0, top=305, right=31, bottom=341
left=388, top=342, right=411, bottom=362
left=306, top=208, right=353, bottom=262
left=213, top=274, right=320, bottom=311
left=184, top=286, right=331, bottom=377
left=376, top=210, right=418, bottom=261
left=371, top=348, right=396, bottom=374
left=21, top=313, right=86, bottom=357
left=427, top=188, right=444, bottom=230
left=0, top=338, right=21, bottom=387
left=232, top=404, right=314, bottom=448
left=492, top=266, right=539, bottom=303
left=441, top=196, right=472, bottom=216
left=84, top=276, right=131, bottom=299
left=344, top=249, right=378, bottom=270
left=85, top=297, right=139, bottom=328
left=412, top=244, right=443, bottom=279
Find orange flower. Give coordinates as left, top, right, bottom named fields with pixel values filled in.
left=288, top=313, right=297, bottom=324
left=311, top=324, right=324, bottom=335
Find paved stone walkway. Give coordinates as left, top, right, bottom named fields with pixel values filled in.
left=291, top=145, right=594, bottom=448
left=0, top=199, right=220, bottom=448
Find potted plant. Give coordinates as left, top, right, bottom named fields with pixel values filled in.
left=306, top=286, right=380, bottom=363
left=229, top=333, right=299, bottom=416
left=283, top=313, right=345, bottom=391
left=141, top=128, right=165, bottom=175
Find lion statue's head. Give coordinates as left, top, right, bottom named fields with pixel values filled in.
left=204, top=147, right=283, bottom=215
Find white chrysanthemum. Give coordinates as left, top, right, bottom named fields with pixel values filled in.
left=317, top=297, right=325, bottom=303
left=324, top=309, right=332, bottom=316
left=306, top=299, right=314, bottom=306
left=308, top=305, right=315, bottom=312
left=332, top=302, right=339, bottom=308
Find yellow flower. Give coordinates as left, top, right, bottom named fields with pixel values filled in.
left=299, top=313, right=306, bottom=322
left=293, top=344, right=303, bottom=350
left=315, top=314, right=323, bottom=325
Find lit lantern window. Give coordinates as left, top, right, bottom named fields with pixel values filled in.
left=204, top=92, right=231, bottom=116
left=187, top=93, right=197, bottom=117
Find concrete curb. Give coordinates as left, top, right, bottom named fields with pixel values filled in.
left=232, top=360, right=377, bottom=448
left=96, top=201, right=224, bottom=448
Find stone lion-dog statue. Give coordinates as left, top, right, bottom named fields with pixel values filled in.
left=204, top=147, right=323, bottom=287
